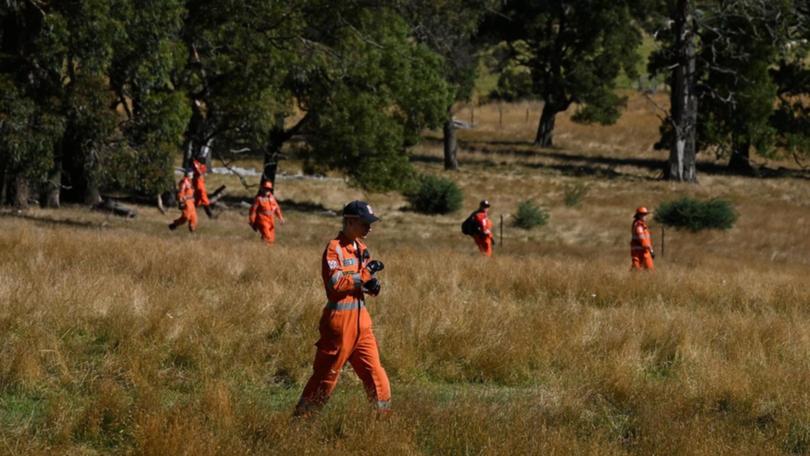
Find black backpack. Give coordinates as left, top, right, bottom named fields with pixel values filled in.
left=461, top=211, right=481, bottom=236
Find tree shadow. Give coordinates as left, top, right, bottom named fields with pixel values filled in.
left=218, top=195, right=336, bottom=214
left=455, top=139, right=810, bottom=180
left=0, top=210, right=104, bottom=229
left=409, top=152, right=660, bottom=181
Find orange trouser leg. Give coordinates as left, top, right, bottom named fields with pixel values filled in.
left=348, top=330, right=391, bottom=409
left=631, top=252, right=654, bottom=270
left=474, top=235, right=492, bottom=257
left=296, top=311, right=357, bottom=414
left=297, top=343, right=352, bottom=413
left=173, top=206, right=198, bottom=232
left=258, top=224, right=275, bottom=245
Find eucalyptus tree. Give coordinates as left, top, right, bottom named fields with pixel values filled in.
left=493, top=0, right=643, bottom=147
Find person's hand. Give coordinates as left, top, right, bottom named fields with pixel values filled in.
left=367, top=260, right=384, bottom=274
left=178, top=202, right=186, bottom=210
left=362, top=278, right=381, bottom=295
left=650, top=249, right=656, bottom=259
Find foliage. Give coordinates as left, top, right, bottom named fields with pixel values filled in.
left=0, top=76, right=65, bottom=179
left=653, top=197, right=737, bottom=231
left=406, top=174, right=463, bottom=214
left=563, top=182, right=590, bottom=207
left=305, top=10, right=451, bottom=191
left=489, top=0, right=643, bottom=144
left=513, top=199, right=549, bottom=230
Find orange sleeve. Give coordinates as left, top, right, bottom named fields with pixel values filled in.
left=322, top=242, right=365, bottom=292
left=248, top=197, right=258, bottom=225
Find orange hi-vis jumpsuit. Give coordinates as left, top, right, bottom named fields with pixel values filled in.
left=249, top=193, right=284, bottom=245
left=631, top=218, right=654, bottom=270
left=172, top=176, right=197, bottom=232
left=193, top=172, right=209, bottom=207
left=473, top=210, right=494, bottom=256
left=296, top=233, right=391, bottom=414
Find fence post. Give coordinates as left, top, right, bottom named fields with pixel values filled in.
left=661, top=226, right=665, bottom=257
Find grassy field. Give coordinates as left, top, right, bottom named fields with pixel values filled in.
left=2, top=96, right=810, bottom=455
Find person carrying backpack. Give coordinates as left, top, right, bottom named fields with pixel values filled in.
left=462, top=200, right=494, bottom=256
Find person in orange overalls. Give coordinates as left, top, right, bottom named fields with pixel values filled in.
left=295, top=200, right=390, bottom=416
left=192, top=159, right=213, bottom=218
left=248, top=180, right=284, bottom=245
left=168, top=169, right=197, bottom=232
left=473, top=200, right=494, bottom=256
left=630, top=206, right=655, bottom=270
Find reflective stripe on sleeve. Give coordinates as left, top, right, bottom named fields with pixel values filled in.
left=328, top=271, right=343, bottom=288
left=335, top=245, right=344, bottom=263
left=352, top=273, right=362, bottom=288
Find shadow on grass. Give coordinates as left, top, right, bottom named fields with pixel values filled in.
left=0, top=209, right=104, bottom=229
left=417, top=138, right=810, bottom=181
left=218, top=195, right=336, bottom=215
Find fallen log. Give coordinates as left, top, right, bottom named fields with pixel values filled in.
left=93, top=198, right=137, bottom=218
left=208, top=185, right=227, bottom=204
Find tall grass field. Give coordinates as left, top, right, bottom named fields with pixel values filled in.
left=2, top=96, right=810, bottom=454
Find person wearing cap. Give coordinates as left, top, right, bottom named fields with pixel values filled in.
left=168, top=169, right=198, bottom=232
left=631, top=206, right=655, bottom=270
left=473, top=200, right=494, bottom=257
left=249, top=180, right=285, bottom=245
left=192, top=159, right=213, bottom=218
left=295, top=200, right=391, bottom=416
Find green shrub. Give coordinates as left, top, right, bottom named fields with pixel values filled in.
left=653, top=197, right=737, bottom=231
left=563, top=182, right=589, bottom=207
left=513, top=200, right=549, bottom=229
left=406, top=174, right=463, bottom=214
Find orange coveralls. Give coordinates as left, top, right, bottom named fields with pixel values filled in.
left=172, top=176, right=197, bottom=232
left=473, top=210, right=493, bottom=256
left=193, top=173, right=209, bottom=207
left=248, top=193, right=284, bottom=245
left=296, top=233, right=391, bottom=414
left=631, top=218, right=654, bottom=270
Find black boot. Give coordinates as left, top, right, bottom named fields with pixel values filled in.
left=168, top=222, right=177, bottom=231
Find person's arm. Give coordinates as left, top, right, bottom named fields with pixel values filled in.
left=274, top=199, right=285, bottom=224
left=248, top=198, right=258, bottom=226
left=323, top=244, right=372, bottom=292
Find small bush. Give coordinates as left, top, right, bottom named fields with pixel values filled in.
left=563, top=182, right=589, bottom=207
left=513, top=200, right=549, bottom=230
left=406, top=174, right=463, bottom=214
left=653, top=197, right=737, bottom=231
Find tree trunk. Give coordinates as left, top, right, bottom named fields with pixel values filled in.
left=44, top=139, right=63, bottom=208
left=728, top=141, right=754, bottom=174
left=443, top=117, right=459, bottom=170
left=666, top=0, right=698, bottom=183
left=84, top=172, right=101, bottom=205
left=13, top=175, right=30, bottom=210
left=45, top=160, right=61, bottom=208
left=534, top=102, right=558, bottom=147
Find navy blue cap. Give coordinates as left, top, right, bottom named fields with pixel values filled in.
left=479, top=199, right=490, bottom=208
left=342, top=200, right=380, bottom=224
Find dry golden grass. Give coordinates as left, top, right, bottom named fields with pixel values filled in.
left=2, top=93, right=810, bottom=454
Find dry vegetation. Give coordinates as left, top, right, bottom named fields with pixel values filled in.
left=2, top=94, right=810, bottom=455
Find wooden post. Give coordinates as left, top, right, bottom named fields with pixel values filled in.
left=470, top=106, right=475, bottom=125
left=500, top=214, right=504, bottom=248
left=498, top=103, right=503, bottom=129
left=661, top=226, right=665, bottom=257
left=526, top=106, right=529, bottom=123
